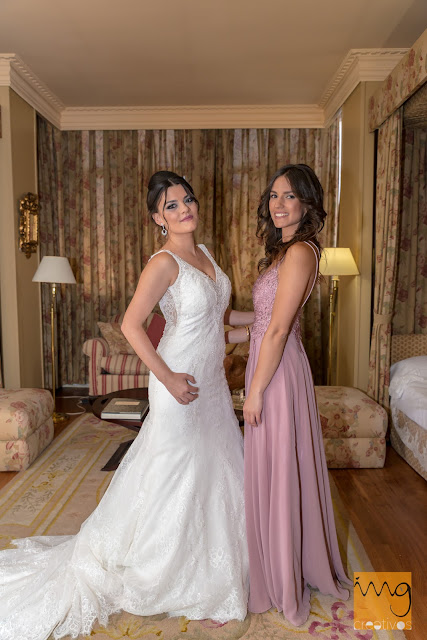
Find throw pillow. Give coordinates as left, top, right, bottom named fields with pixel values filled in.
left=146, top=313, right=166, bottom=349
left=97, top=322, right=136, bottom=355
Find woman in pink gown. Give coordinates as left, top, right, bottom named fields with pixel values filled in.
left=243, top=164, right=351, bottom=626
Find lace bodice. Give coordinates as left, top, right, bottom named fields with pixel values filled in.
left=153, top=245, right=231, bottom=382
left=251, top=242, right=319, bottom=341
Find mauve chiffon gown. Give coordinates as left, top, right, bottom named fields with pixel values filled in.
left=244, top=240, right=351, bottom=626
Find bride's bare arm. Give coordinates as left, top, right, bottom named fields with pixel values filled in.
left=121, top=253, right=199, bottom=405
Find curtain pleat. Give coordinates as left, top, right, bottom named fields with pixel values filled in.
left=367, top=109, right=403, bottom=407
left=37, top=118, right=340, bottom=388
left=393, top=127, right=427, bottom=335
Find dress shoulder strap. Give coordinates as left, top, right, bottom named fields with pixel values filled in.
left=149, top=249, right=182, bottom=265
left=301, top=241, right=320, bottom=307
left=304, top=240, right=320, bottom=260
left=197, top=244, right=216, bottom=265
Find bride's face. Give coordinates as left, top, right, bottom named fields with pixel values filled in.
left=153, top=184, right=199, bottom=236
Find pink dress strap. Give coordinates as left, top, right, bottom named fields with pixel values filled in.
left=301, top=241, right=320, bottom=307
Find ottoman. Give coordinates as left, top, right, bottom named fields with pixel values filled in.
left=0, top=389, right=54, bottom=471
left=315, top=386, right=387, bottom=469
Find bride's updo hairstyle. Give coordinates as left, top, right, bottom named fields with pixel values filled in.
left=256, top=164, right=327, bottom=274
left=147, top=171, right=199, bottom=217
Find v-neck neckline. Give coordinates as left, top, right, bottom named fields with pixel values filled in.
left=168, top=246, right=217, bottom=284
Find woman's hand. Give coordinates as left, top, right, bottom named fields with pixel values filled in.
left=243, top=390, right=263, bottom=427
left=164, top=372, right=199, bottom=405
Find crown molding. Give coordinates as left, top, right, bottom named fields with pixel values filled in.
left=60, top=104, right=324, bottom=130
left=0, top=49, right=408, bottom=130
left=321, top=48, right=408, bottom=126
left=0, top=54, right=63, bottom=128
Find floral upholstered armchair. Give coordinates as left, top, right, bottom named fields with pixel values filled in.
left=82, top=313, right=165, bottom=396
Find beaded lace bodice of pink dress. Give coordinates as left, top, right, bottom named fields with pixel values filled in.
left=251, top=265, right=302, bottom=342
left=251, top=243, right=319, bottom=343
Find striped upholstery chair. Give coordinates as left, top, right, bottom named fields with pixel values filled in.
left=82, top=313, right=164, bottom=396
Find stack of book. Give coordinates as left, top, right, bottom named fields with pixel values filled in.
left=101, top=398, right=149, bottom=420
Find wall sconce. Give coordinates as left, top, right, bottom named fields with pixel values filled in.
left=19, top=192, right=39, bottom=258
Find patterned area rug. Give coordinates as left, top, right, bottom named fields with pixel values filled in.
left=0, top=414, right=403, bottom=640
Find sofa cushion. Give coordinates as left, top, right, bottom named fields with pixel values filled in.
left=0, top=420, right=54, bottom=471
left=0, top=389, right=54, bottom=440
left=315, top=386, right=387, bottom=439
left=100, top=354, right=149, bottom=375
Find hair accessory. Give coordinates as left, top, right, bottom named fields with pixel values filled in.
left=161, top=224, right=168, bottom=237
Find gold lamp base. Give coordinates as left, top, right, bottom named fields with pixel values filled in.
left=52, top=411, right=68, bottom=425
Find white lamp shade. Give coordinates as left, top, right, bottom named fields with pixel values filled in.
left=319, top=248, right=359, bottom=277
left=32, top=256, right=76, bottom=284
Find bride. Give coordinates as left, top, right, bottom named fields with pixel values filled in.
left=0, top=171, right=249, bottom=640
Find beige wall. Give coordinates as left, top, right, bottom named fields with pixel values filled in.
left=0, top=88, right=43, bottom=388
left=337, top=81, right=381, bottom=391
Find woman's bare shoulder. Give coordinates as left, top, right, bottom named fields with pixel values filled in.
left=142, top=251, right=178, bottom=278
left=281, top=241, right=316, bottom=268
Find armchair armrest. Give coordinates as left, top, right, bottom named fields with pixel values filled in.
left=82, top=337, right=109, bottom=360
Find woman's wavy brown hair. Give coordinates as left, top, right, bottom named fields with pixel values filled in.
left=257, top=164, right=327, bottom=273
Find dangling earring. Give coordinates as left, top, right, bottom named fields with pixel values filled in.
left=161, top=224, right=167, bottom=237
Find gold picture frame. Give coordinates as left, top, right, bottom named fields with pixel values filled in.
left=19, top=192, right=39, bottom=258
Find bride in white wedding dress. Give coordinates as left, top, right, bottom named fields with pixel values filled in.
left=0, top=172, right=249, bottom=640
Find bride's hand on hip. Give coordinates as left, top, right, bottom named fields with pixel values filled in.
left=243, top=391, right=263, bottom=427
left=165, top=372, right=199, bottom=404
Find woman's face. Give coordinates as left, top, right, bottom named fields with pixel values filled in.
left=269, top=174, right=305, bottom=241
left=153, top=184, right=199, bottom=236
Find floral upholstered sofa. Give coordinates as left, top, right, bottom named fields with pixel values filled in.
left=82, top=313, right=166, bottom=396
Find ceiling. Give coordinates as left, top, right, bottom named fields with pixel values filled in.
left=1, top=0, right=426, bottom=107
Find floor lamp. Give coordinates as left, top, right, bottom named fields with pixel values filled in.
left=33, top=256, right=76, bottom=424
left=319, top=248, right=359, bottom=385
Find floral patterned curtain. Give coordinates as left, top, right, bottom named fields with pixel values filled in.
left=367, top=109, right=403, bottom=407
left=0, top=304, right=3, bottom=388
left=37, top=117, right=340, bottom=388
left=393, top=127, right=427, bottom=334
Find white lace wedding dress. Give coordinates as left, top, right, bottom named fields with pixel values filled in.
left=0, top=245, right=249, bottom=640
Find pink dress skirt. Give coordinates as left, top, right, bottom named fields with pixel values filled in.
left=244, top=243, right=351, bottom=626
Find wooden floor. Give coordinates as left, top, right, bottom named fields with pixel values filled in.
left=331, top=447, right=427, bottom=639
left=1, top=389, right=426, bottom=638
